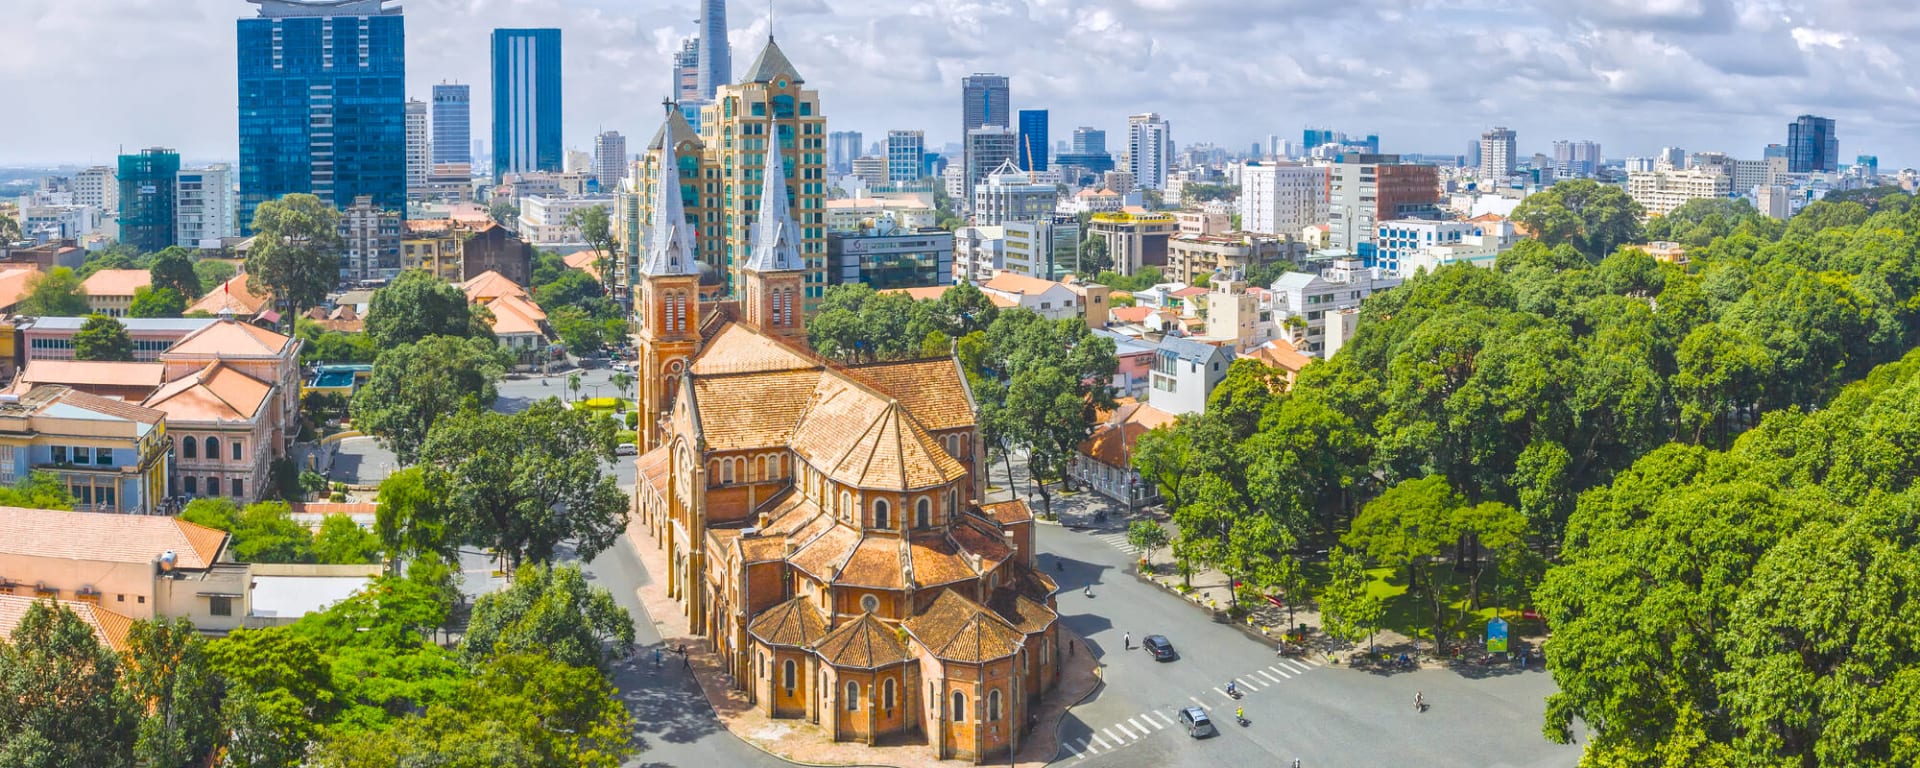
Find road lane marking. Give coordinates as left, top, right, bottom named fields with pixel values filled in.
left=1130, top=716, right=1154, bottom=732
left=1104, top=726, right=1128, bottom=744
left=1235, top=676, right=1260, bottom=691
left=1256, top=669, right=1281, bottom=684
left=1117, top=722, right=1139, bottom=740
left=1066, top=738, right=1088, bottom=759
left=1156, top=710, right=1178, bottom=726
left=1190, top=696, right=1212, bottom=710
left=1213, top=686, right=1232, bottom=700
left=1266, top=665, right=1293, bottom=678
left=1089, top=733, right=1110, bottom=751
left=1284, top=658, right=1315, bottom=673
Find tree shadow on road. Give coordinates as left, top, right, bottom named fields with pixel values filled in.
left=615, top=657, right=728, bottom=747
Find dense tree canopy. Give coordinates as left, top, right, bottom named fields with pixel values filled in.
left=147, top=246, right=201, bottom=300
left=1509, top=179, right=1645, bottom=261
left=0, top=601, right=137, bottom=767
left=365, top=269, right=490, bottom=348
left=245, top=193, right=343, bottom=325
left=18, top=267, right=88, bottom=316
left=350, top=335, right=508, bottom=463
left=72, top=315, right=134, bottom=361
left=126, top=286, right=186, bottom=318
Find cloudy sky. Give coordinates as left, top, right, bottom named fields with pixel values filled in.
left=4, top=0, right=1918, bottom=168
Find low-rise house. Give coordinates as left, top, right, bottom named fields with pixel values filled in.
left=1090, top=328, right=1156, bottom=399
left=979, top=272, right=1095, bottom=325
left=159, top=318, right=303, bottom=456
left=1269, top=257, right=1401, bottom=356
left=11, top=360, right=167, bottom=402
left=0, top=594, right=135, bottom=651
left=0, top=387, right=169, bottom=514
left=460, top=271, right=551, bottom=361
left=1147, top=336, right=1233, bottom=415
left=1243, top=338, right=1313, bottom=392
left=144, top=362, right=275, bottom=502
left=1074, top=400, right=1176, bottom=506
left=22, top=317, right=216, bottom=363
left=80, top=269, right=153, bottom=317
left=185, top=273, right=273, bottom=321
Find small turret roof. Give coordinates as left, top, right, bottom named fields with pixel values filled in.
left=741, top=38, right=803, bottom=85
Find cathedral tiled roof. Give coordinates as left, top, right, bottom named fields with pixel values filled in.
left=747, top=596, right=828, bottom=648
left=789, top=373, right=968, bottom=492
left=905, top=589, right=1024, bottom=664
left=812, top=613, right=912, bottom=670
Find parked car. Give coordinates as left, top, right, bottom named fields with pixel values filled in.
left=615, top=443, right=638, bottom=456
left=1143, top=634, right=1177, bottom=661
left=1177, top=706, right=1215, bottom=738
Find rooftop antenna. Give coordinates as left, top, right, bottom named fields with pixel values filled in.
left=768, top=0, right=775, bottom=42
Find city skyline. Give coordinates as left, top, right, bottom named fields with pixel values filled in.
left=4, top=0, right=1919, bottom=168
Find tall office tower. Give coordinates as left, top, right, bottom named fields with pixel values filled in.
left=673, top=37, right=701, bottom=102
left=118, top=147, right=180, bottom=253
left=431, top=83, right=471, bottom=165
left=1478, top=126, right=1517, bottom=179
left=1072, top=127, right=1106, bottom=155
left=1657, top=146, right=1687, bottom=170
left=1327, top=154, right=1441, bottom=257
left=1857, top=155, right=1880, bottom=178
left=1017, top=109, right=1049, bottom=172
left=1788, top=114, right=1839, bottom=173
left=175, top=164, right=235, bottom=248
left=594, top=131, right=628, bottom=191
left=1466, top=140, right=1480, bottom=171
left=405, top=99, right=430, bottom=195
left=1552, top=139, right=1601, bottom=178
left=491, top=28, right=563, bottom=180
left=695, top=0, right=730, bottom=99
left=1267, top=134, right=1282, bottom=159
left=886, top=130, right=925, bottom=183
left=74, top=166, right=117, bottom=216
left=1240, top=162, right=1328, bottom=236
left=1128, top=112, right=1171, bottom=191
left=237, top=0, right=406, bottom=233
left=702, top=38, right=827, bottom=302
left=1303, top=128, right=1337, bottom=152
left=964, top=127, right=1018, bottom=207
left=828, top=130, right=863, bottom=175
left=961, top=73, right=1011, bottom=136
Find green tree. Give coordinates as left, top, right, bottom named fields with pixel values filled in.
left=1125, top=519, right=1170, bottom=565
left=1077, top=236, right=1111, bottom=276
left=533, top=269, right=605, bottom=309
left=72, top=314, right=135, bottom=361
left=993, top=315, right=1118, bottom=516
left=566, top=205, right=617, bottom=280
left=462, top=564, right=634, bottom=670
left=126, top=286, right=186, bottom=318
left=0, top=601, right=137, bottom=767
left=419, top=400, right=627, bottom=570
left=312, top=515, right=382, bottom=565
left=18, top=266, right=89, bottom=316
left=120, top=618, right=222, bottom=768
left=350, top=335, right=507, bottom=463
left=365, top=270, right=486, bottom=348
left=192, top=259, right=236, bottom=296
left=1509, top=179, right=1645, bottom=261
left=0, top=215, right=20, bottom=244
left=0, top=472, right=77, bottom=509
left=245, top=193, right=344, bottom=326
left=374, top=467, right=455, bottom=564
left=147, top=246, right=201, bottom=299
left=1316, top=547, right=1384, bottom=652
left=487, top=200, right=520, bottom=230
left=1342, top=476, right=1526, bottom=652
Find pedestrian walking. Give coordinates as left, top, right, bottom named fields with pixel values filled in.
left=1083, top=584, right=1092, bottom=598
left=1070, top=640, right=1076, bottom=657
left=1124, top=632, right=1131, bottom=650
left=653, top=648, right=662, bottom=668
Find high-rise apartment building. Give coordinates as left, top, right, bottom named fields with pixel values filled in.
left=1552, top=140, right=1601, bottom=178
left=75, top=167, right=117, bottom=218
left=1627, top=168, right=1732, bottom=217
left=961, top=74, right=1011, bottom=138
left=695, top=0, right=730, bottom=99
left=850, top=156, right=889, bottom=184
left=886, top=130, right=925, bottom=183
left=972, top=160, right=1058, bottom=227
left=1128, top=113, right=1172, bottom=191
left=405, top=99, right=431, bottom=196
left=431, top=83, right=470, bottom=165
left=175, top=165, right=235, bottom=248
left=1787, top=114, right=1839, bottom=173
left=118, top=147, right=180, bottom=253
left=673, top=37, right=701, bottom=102
left=237, top=0, right=406, bottom=233
left=340, top=195, right=402, bottom=282
left=491, top=28, right=563, bottom=181
left=594, top=131, right=628, bottom=192
left=1072, top=127, right=1106, bottom=155
left=964, top=127, right=1018, bottom=207
left=1017, top=109, right=1050, bottom=172
left=1657, top=146, right=1687, bottom=170
left=1239, top=162, right=1328, bottom=236
left=1326, top=154, right=1441, bottom=259
left=1478, top=126, right=1517, bottom=179
left=828, top=131, right=863, bottom=176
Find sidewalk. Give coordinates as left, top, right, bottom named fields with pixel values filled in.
left=625, top=522, right=1102, bottom=768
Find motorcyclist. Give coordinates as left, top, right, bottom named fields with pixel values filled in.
left=1226, top=680, right=1238, bottom=697
left=1414, top=691, right=1425, bottom=711
left=1235, top=706, right=1245, bottom=724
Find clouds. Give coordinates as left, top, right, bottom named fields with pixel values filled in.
left=1, top=0, right=1918, bottom=167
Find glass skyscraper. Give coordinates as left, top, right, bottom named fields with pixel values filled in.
left=118, top=147, right=180, bottom=254
left=491, top=28, right=563, bottom=180
left=1017, top=109, right=1049, bottom=172
left=1787, top=114, right=1838, bottom=174
left=431, top=83, right=471, bottom=165
left=236, top=0, right=406, bottom=233
left=961, top=74, right=1011, bottom=139
left=695, top=0, right=731, bottom=99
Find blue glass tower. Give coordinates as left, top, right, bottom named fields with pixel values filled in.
left=237, top=0, right=406, bottom=233
left=1787, top=114, right=1838, bottom=174
left=1017, top=109, right=1049, bottom=172
left=431, top=83, right=471, bottom=165
left=491, top=28, right=563, bottom=181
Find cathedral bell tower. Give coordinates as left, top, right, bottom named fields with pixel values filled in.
left=636, top=128, right=703, bottom=448
left=740, top=117, right=808, bottom=339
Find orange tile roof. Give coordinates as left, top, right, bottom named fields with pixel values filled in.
left=0, top=268, right=38, bottom=311
left=982, top=272, right=1067, bottom=297
left=837, top=536, right=906, bottom=590
left=484, top=294, right=547, bottom=337
left=1079, top=402, right=1178, bottom=467
left=1170, top=286, right=1209, bottom=298
left=907, top=534, right=977, bottom=589
left=80, top=269, right=152, bottom=298
left=185, top=274, right=271, bottom=316
left=290, top=502, right=378, bottom=516
left=17, top=360, right=166, bottom=391
left=690, top=323, right=818, bottom=376
left=142, top=362, right=273, bottom=422
left=737, top=534, right=787, bottom=564
left=0, top=507, right=225, bottom=570
left=1245, top=339, right=1313, bottom=374
left=747, top=596, right=829, bottom=648
left=949, top=521, right=1014, bottom=569
left=904, top=588, right=1024, bottom=663
left=979, top=500, right=1034, bottom=525
left=563, top=251, right=606, bottom=281
left=636, top=445, right=672, bottom=498
left=0, top=596, right=136, bottom=652
left=812, top=612, right=913, bottom=669
left=1110, top=306, right=1153, bottom=324
left=461, top=270, right=527, bottom=302
left=57, top=388, right=168, bottom=426
left=986, top=588, right=1057, bottom=636
left=788, top=522, right=861, bottom=584
left=167, top=318, right=292, bottom=357
left=845, top=358, right=975, bottom=433
left=881, top=285, right=952, bottom=303
left=789, top=373, right=968, bottom=492
left=692, top=369, right=819, bottom=452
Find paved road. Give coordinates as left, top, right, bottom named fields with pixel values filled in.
left=1038, top=523, right=1580, bottom=768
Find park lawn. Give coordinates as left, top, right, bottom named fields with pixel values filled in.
left=1363, top=566, right=1535, bottom=647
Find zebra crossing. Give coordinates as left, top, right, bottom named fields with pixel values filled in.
left=1063, top=657, right=1323, bottom=761
left=1091, top=531, right=1139, bottom=556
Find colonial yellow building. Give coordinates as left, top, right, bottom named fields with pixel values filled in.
left=632, top=112, right=1061, bottom=763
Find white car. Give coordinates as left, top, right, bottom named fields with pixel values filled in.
left=615, top=443, right=638, bottom=456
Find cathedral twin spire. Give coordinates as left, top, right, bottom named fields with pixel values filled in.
left=640, top=136, right=698, bottom=277
left=744, top=118, right=805, bottom=275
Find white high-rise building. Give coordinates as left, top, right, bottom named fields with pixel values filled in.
left=594, top=131, right=627, bottom=192
left=1128, top=113, right=1172, bottom=191
left=405, top=99, right=431, bottom=198
left=886, top=130, right=925, bottom=184
left=972, top=160, right=1059, bottom=226
left=1552, top=140, right=1601, bottom=178
left=1239, top=162, right=1328, bottom=236
left=1627, top=169, right=1732, bottom=217
left=1479, top=126, right=1516, bottom=179
left=74, top=166, right=117, bottom=213
left=175, top=165, right=234, bottom=248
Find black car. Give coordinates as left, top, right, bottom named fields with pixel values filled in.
left=1143, top=634, right=1177, bottom=661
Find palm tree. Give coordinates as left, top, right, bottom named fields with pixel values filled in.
left=567, top=373, right=582, bottom=404
left=611, top=372, right=634, bottom=405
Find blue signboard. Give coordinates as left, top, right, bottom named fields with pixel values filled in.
left=1486, top=617, right=1509, bottom=653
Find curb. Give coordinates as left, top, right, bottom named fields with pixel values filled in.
left=1035, top=657, right=1105, bottom=767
